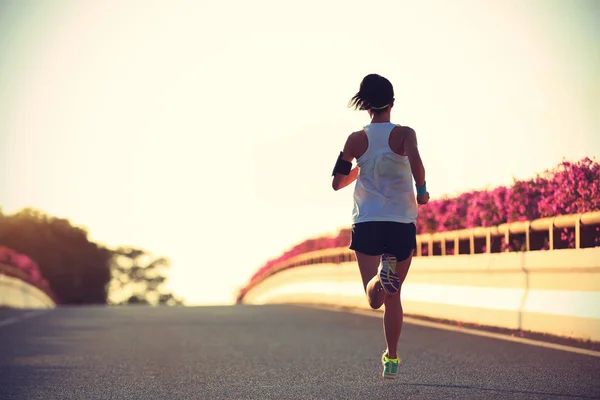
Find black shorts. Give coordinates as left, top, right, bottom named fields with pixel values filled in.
left=349, top=221, right=416, bottom=262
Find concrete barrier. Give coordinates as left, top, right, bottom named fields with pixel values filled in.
left=242, top=247, right=600, bottom=342
left=0, top=273, right=56, bottom=309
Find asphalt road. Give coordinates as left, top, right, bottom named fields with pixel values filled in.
left=0, top=305, right=599, bottom=400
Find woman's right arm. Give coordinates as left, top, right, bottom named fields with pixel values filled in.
left=332, top=132, right=359, bottom=191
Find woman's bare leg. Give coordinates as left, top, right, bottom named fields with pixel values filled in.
left=383, top=254, right=413, bottom=359
left=355, top=251, right=385, bottom=309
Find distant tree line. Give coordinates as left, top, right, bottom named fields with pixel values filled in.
left=0, top=207, right=183, bottom=306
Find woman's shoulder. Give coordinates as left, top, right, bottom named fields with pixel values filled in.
left=393, top=124, right=415, bottom=133
left=348, top=128, right=367, bottom=141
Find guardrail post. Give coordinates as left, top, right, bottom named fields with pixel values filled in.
left=505, top=224, right=510, bottom=252
left=454, top=234, right=459, bottom=256
left=441, top=236, right=446, bottom=256
left=549, top=218, right=555, bottom=250
left=428, top=236, right=433, bottom=257
left=575, top=213, right=582, bottom=249
left=486, top=228, right=491, bottom=254
left=469, top=232, right=475, bottom=255
left=525, top=222, right=531, bottom=252
left=416, top=238, right=422, bottom=257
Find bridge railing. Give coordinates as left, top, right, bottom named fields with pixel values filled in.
left=239, top=211, right=600, bottom=342
left=0, top=264, right=56, bottom=308
left=416, top=211, right=600, bottom=256
left=239, top=211, right=600, bottom=299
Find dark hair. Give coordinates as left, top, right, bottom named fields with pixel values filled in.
left=348, top=74, right=395, bottom=114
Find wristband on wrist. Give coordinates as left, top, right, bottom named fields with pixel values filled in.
left=416, top=182, right=427, bottom=197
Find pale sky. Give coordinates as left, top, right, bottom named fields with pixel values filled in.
left=1, top=0, right=598, bottom=305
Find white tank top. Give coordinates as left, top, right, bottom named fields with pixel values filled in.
left=352, top=122, right=418, bottom=225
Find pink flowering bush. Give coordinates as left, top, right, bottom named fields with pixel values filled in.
left=0, top=246, right=51, bottom=291
left=418, top=157, right=599, bottom=233
left=536, top=158, right=600, bottom=217
left=237, top=158, right=599, bottom=301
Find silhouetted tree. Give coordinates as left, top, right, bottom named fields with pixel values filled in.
left=0, top=207, right=183, bottom=306
left=0, top=208, right=112, bottom=304
left=126, top=295, right=150, bottom=305
left=109, top=246, right=183, bottom=306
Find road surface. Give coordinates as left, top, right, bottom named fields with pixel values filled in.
left=0, top=305, right=599, bottom=399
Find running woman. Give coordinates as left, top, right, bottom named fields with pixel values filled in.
left=331, top=73, right=429, bottom=379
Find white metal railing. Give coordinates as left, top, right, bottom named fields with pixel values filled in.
left=416, top=211, right=600, bottom=256
left=247, top=211, right=600, bottom=288
left=0, top=264, right=56, bottom=303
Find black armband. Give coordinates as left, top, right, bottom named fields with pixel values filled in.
left=332, top=151, right=352, bottom=176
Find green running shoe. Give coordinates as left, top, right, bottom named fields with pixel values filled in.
left=381, top=351, right=401, bottom=379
